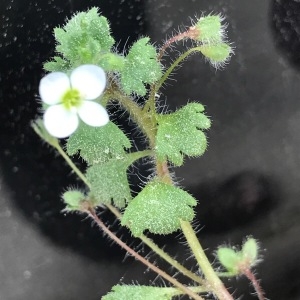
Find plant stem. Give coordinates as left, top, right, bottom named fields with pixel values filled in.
left=53, top=142, right=151, bottom=189
left=106, top=204, right=206, bottom=286
left=156, top=46, right=203, bottom=93
left=146, top=44, right=203, bottom=119
left=180, top=220, right=234, bottom=300
left=157, top=27, right=198, bottom=60
left=86, top=207, right=205, bottom=300
left=243, top=269, right=265, bottom=300
left=51, top=143, right=206, bottom=291
left=47, top=47, right=232, bottom=298
left=139, top=234, right=206, bottom=286
left=52, top=140, right=91, bottom=188
left=163, top=285, right=209, bottom=297
left=155, top=160, right=173, bottom=184
left=127, top=149, right=153, bottom=162
left=106, top=85, right=157, bottom=148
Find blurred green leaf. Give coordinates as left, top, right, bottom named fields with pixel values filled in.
left=62, top=190, right=85, bottom=211
left=242, top=238, right=259, bottom=266
left=102, top=285, right=177, bottom=300
left=217, top=248, right=241, bottom=275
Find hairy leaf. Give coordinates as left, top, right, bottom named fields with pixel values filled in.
left=66, top=122, right=131, bottom=165
left=102, top=285, right=176, bottom=300
left=45, top=8, right=115, bottom=71
left=156, top=103, right=210, bottom=166
left=217, top=247, right=241, bottom=275
left=122, top=180, right=197, bottom=236
left=242, top=238, right=259, bottom=266
left=44, top=56, right=71, bottom=72
left=86, top=156, right=134, bottom=208
left=98, top=53, right=125, bottom=72
left=62, top=190, right=85, bottom=211
left=120, top=37, right=162, bottom=96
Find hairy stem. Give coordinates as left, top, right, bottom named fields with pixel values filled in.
left=53, top=140, right=91, bottom=188
left=126, top=149, right=154, bottom=162
left=51, top=144, right=206, bottom=290
left=161, top=286, right=208, bottom=297
left=87, top=208, right=205, bottom=300
left=158, top=27, right=198, bottom=60
left=145, top=46, right=203, bottom=119
left=155, top=160, right=173, bottom=184
left=154, top=161, right=233, bottom=299
left=106, top=204, right=206, bottom=286
left=140, top=234, right=206, bottom=286
left=243, top=269, right=265, bottom=300
left=180, top=220, right=234, bottom=300
left=106, top=84, right=157, bottom=148
left=156, top=46, right=203, bottom=93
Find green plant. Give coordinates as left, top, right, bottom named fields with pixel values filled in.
left=32, top=8, right=265, bottom=300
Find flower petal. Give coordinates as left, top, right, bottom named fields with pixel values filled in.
left=39, top=72, right=70, bottom=105
left=70, top=65, right=106, bottom=100
left=78, top=101, right=109, bottom=127
left=43, top=105, right=79, bottom=138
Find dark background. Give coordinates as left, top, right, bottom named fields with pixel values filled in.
left=1, top=0, right=300, bottom=299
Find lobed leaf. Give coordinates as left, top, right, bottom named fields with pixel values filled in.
left=121, top=180, right=197, bottom=236
left=156, top=103, right=210, bottom=166
left=120, top=37, right=162, bottom=96
left=45, top=8, right=115, bottom=71
left=43, top=56, right=71, bottom=72
left=66, top=122, right=131, bottom=165
left=86, top=156, right=134, bottom=208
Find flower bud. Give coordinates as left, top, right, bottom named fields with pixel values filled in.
left=190, top=15, right=225, bottom=43
left=62, top=190, right=85, bottom=211
left=199, top=43, right=233, bottom=68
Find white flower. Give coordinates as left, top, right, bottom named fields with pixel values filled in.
left=39, top=64, right=109, bottom=138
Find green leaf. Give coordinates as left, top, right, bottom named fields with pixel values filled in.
left=62, top=190, right=85, bottom=211
left=46, top=8, right=115, bottom=70
left=218, top=238, right=260, bottom=275
left=98, top=53, right=126, bottom=72
left=102, top=285, right=177, bottom=300
left=242, top=238, right=258, bottom=266
left=66, top=122, right=131, bottom=165
left=120, top=37, right=162, bottom=96
left=43, top=56, right=71, bottom=72
left=86, top=155, right=134, bottom=208
left=121, top=180, right=197, bottom=236
left=156, top=103, right=211, bottom=166
left=217, top=247, right=241, bottom=275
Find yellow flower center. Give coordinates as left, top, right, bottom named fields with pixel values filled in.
left=61, top=89, right=83, bottom=110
